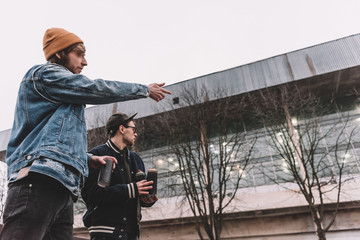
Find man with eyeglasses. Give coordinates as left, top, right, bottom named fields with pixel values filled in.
left=81, top=112, right=158, bottom=240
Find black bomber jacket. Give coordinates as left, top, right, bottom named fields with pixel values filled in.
left=81, top=140, right=154, bottom=239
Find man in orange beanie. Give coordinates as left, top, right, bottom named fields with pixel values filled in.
left=0, top=28, right=171, bottom=240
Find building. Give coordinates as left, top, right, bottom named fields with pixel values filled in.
left=1, top=34, right=360, bottom=239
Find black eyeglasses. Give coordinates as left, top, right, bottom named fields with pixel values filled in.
left=124, top=125, right=137, bottom=133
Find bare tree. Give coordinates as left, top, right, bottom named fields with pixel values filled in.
left=249, top=84, right=359, bottom=240
left=138, top=83, right=256, bottom=240
left=87, top=126, right=107, bottom=151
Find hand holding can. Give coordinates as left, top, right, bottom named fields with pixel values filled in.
left=97, top=158, right=113, bottom=187
left=146, top=169, right=157, bottom=196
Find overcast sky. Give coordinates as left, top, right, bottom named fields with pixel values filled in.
left=1, top=0, right=360, bottom=132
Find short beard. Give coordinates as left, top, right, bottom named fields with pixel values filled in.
left=47, top=43, right=84, bottom=71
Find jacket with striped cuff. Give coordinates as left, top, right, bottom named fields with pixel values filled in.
left=81, top=140, right=154, bottom=238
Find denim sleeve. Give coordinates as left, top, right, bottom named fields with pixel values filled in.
left=34, top=63, right=149, bottom=105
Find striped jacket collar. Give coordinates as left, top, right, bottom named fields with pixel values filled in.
left=106, top=139, right=127, bottom=154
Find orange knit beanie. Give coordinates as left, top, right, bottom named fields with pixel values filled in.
left=43, top=28, right=83, bottom=60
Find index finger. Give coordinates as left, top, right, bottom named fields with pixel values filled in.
left=142, top=180, right=154, bottom=186
left=105, top=156, right=118, bottom=164
left=161, top=88, right=172, bottom=95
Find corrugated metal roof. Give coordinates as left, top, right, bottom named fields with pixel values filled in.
left=1, top=33, right=360, bottom=151
left=85, top=34, right=360, bottom=129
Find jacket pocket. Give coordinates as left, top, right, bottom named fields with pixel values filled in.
left=58, top=117, right=69, bottom=143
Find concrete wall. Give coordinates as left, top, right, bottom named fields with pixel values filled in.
left=140, top=207, right=360, bottom=240
left=74, top=205, right=360, bottom=240
left=74, top=179, right=360, bottom=239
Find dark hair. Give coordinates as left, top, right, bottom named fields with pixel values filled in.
left=47, top=42, right=85, bottom=66
left=106, top=113, right=137, bottom=138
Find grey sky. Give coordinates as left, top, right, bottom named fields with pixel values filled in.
left=1, top=0, right=360, bottom=132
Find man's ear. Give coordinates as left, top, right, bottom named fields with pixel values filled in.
left=55, top=53, right=61, bottom=59
left=118, top=125, right=125, bottom=134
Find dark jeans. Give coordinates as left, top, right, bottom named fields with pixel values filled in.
left=0, top=173, right=74, bottom=240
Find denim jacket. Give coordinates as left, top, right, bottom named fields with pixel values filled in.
left=6, top=62, right=149, bottom=196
